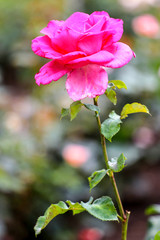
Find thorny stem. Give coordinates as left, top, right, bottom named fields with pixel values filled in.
left=93, top=97, right=130, bottom=240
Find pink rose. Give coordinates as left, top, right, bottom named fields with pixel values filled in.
left=32, top=11, right=134, bottom=101
left=62, top=144, right=90, bottom=167
left=132, top=14, right=160, bottom=38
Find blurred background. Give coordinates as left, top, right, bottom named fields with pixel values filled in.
left=0, top=0, right=160, bottom=239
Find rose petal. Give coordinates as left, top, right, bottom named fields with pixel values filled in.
left=67, top=50, right=114, bottom=68
left=40, top=20, right=64, bottom=38
left=104, top=42, right=134, bottom=68
left=84, top=15, right=106, bottom=33
left=65, top=12, right=89, bottom=32
left=66, top=64, right=108, bottom=101
left=35, top=61, right=69, bottom=85
left=102, top=18, right=123, bottom=43
left=32, top=36, right=61, bottom=58
left=56, top=51, right=87, bottom=64
left=91, top=11, right=110, bottom=18
left=32, top=35, right=87, bottom=62
left=52, top=27, right=83, bottom=53
left=32, top=36, right=86, bottom=63
left=78, top=33, right=103, bottom=55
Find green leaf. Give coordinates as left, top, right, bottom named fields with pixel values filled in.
left=154, top=231, right=160, bottom=240
left=83, top=104, right=100, bottom=115
left=121, top=102, right=150, bottom=119
left=70, top=101, right=83, bottom=121
left=145, top=205, right=160, bottom=215
left=81, top=196, right=118, bottom=221
left=109, top=80, right=127, bottom=89
left=34, top=216, right=46, bottom=237
left=88, top=169, right=108, bottom=191
left=109, top=153, right=127, bottom=173
left=34, top=201, right=69, bottom=236
left=66, top=200, right=85, bottom=215
left=34, top=196, right=118, bottom=236
left=60, top=108, right=70, bottom=120
left=105, top=88, right=117, bottom=105
left=101, top=111, right=122, bottom=142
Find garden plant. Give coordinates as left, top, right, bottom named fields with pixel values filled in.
left=32, top=11, right=152, bottom=240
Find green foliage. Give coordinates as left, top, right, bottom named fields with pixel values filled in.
left=70, top=101, right=83, bottom=121
left=66, top=201, right=85, bottom=215
left=145, top=205, right=160, bottom=215
left=34, top=216, right=46, bottom=237
left=105, top=88, right=117, bottom=105
left=121, top=102, right=150, bottom=119
left=109, top=80, right=127, bottom=89
left=61, top=102, right=100, bottom=120
left=108, top=153, right=127, bottom=173
left=145, top=216, right=160, bottom=240
left=84, top=104, right=100, bottom=115
left=81, top=196, right=118, bottom=221
left=34, top=196, right=118, bottom=236
left=34, top=201, right=69, bottom=236
left=88, top=169, right=108, bottom=191
left=105, top=80, right=127, bottom=105
left=145, top=205, right=160, bottom=240
left=0, top=168, right=25, bottom=192
left=154, top=231, right=160, bottom=240
left=101, top=111, right=122, bottom=142
left=60, top=108, right=70, bottom=120
left=60, top=101, right=83, bottom=121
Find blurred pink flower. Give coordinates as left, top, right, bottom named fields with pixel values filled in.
left=133, top=127, right=155, bottom=148
left=78, top=228, right=103, bottom=240
left=132, top=14, right=160, bottom=38
left=32, top=11, right=134, bottom=101
left=119, top=0, right=157, bottom=10
left=62, top=144, right=90, bottom=167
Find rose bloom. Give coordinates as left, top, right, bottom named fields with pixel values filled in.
left=32, top=11, right=134, bottom=101
left=132, top=14, right=160, bottom=38
left=62, top=144, right=90, bottom=167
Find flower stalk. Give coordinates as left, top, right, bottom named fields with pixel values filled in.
left=93, top=97, right=129, bottom=240
left=122, top=211, right=130, bottom=240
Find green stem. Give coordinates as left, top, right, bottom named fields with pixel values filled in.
left=109, top=171, right=125, bottom=219
left=93, top=97, right=129, bottom=240
left=93, top=98, right=109, bottom=169
left=122, top=211, right=130, bottom=240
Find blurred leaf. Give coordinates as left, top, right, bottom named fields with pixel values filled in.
left=88, top=169, right=108, bottom=191
left=81, top=196, right=118, bottom=221
left=52, top=165, right=84, bottom=189
left=145, top=216, right=160, bottom=240
left=66, top=200, right=85, bottom=215
left=121, top=103, right=150, bottom=119
left=108, top=153, right=127, bottom=173
left=105, top=88, right=117, bottom=105
left=0, top=169, right=25, bottom=193
left=101, top=111, right=122, bottom=142
left=145, top=205, right=160, bottom=215
left=34, top=201, right=68, bottom=236
left=109, top=80, right=127, bottom=89
left=70, top=101, right=83, bottom=121
left=83, top=104, right=100, bottom=115
left=60, top=108, right=70, bottom=120
left=154, top=231, right=160, bottom=240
